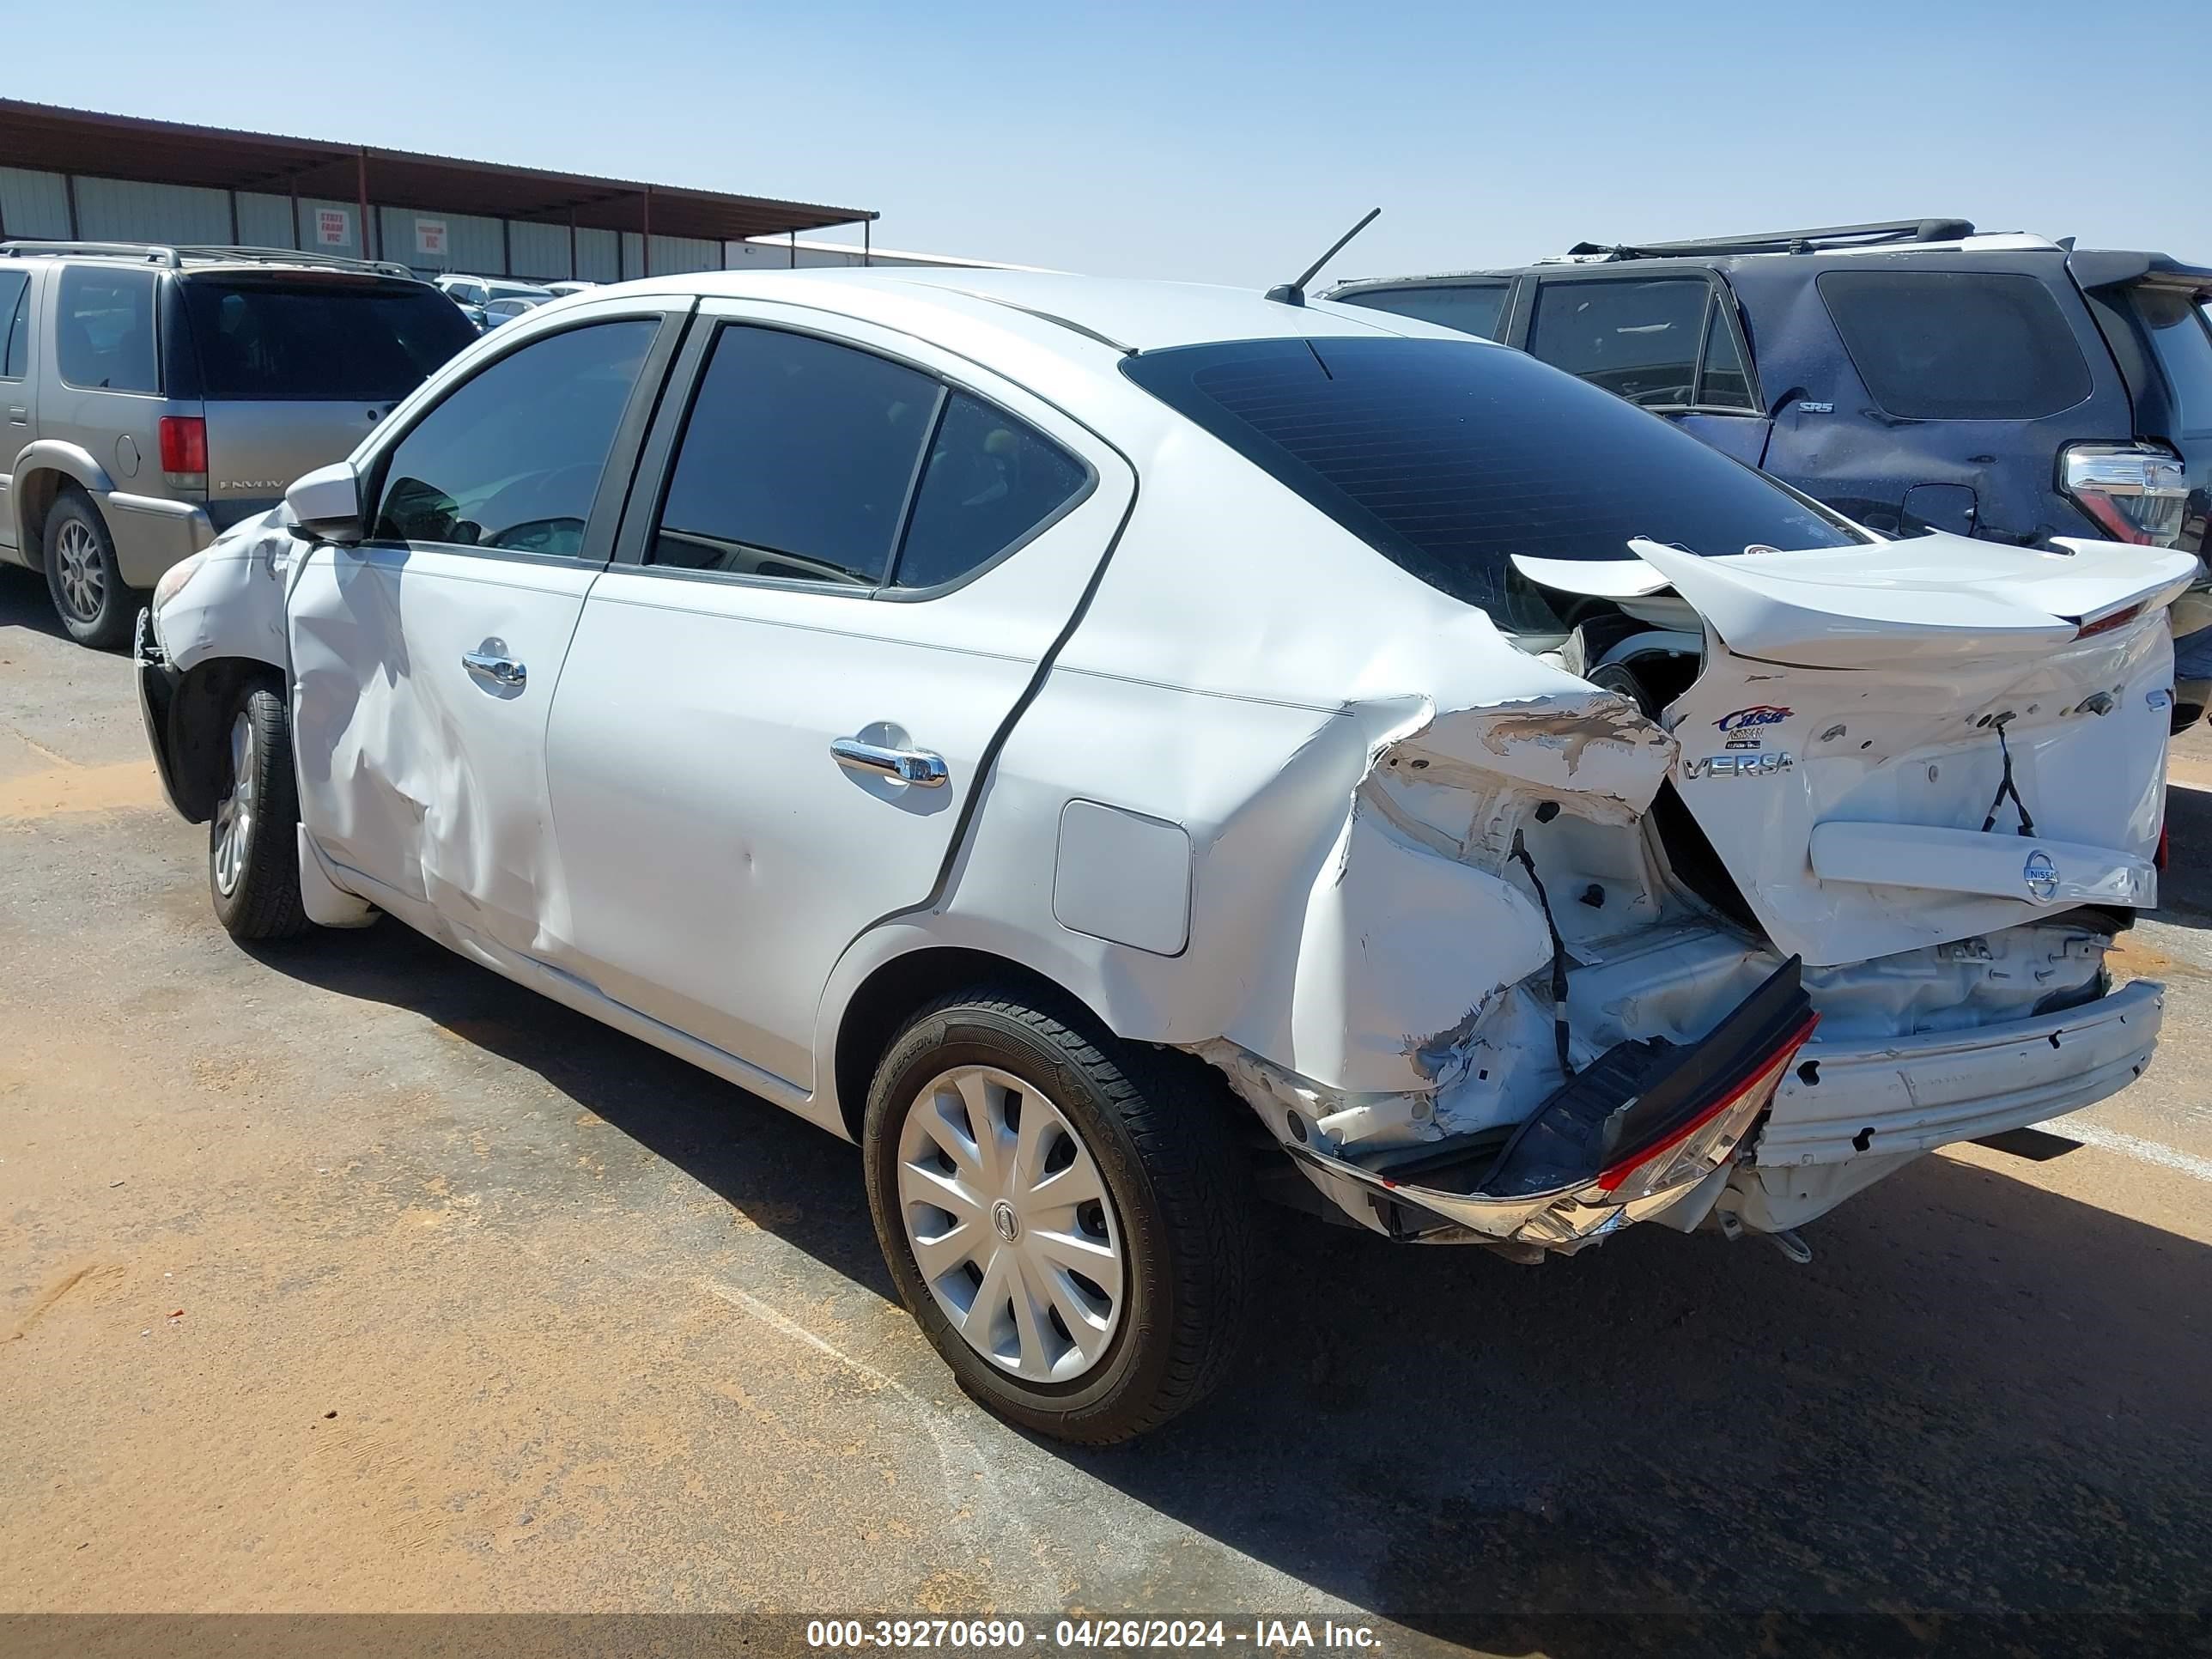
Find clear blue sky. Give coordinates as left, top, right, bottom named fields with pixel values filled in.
left=8, top=0, right=2205, bottom=284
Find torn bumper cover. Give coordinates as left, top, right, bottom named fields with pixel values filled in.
left=1289, top=957, right=1817, bottom=1247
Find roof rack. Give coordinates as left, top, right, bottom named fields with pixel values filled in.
left=0, top=240, right=417, bottom=279
left=1564, top=218, right=1978, bottom=262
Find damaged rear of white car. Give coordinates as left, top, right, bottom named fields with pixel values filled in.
left=138, top=275, right=2191, bottom=1445
left=1090, top=331, right=2183, bottom=1270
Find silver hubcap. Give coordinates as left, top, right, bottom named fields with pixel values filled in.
left=896, top=1066, right=1124, bottom=1382
left=54, top=520, right=105, bottom=622
left=212, top=713, right=255, bottom=897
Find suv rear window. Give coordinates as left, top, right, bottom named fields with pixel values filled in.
left=1121, top=336, right=1858, bottom=632
left=2128, top=288, right=2212, bottom=436
left=1817, top=270, right=2092, bottom=421
left=181, top=278, right=477, bottom=401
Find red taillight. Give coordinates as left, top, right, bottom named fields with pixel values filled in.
left=2074, top=601, right=2145, bottom=641
left=1593, top=1012, right=1819, bottom=1195
left=158, top=415, right=207, bottom=478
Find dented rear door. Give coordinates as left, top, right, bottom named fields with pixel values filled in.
left=288, top=303, right=685, bottom=955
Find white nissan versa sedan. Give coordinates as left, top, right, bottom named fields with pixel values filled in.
left=136, top=270, right=2191, bottom=1443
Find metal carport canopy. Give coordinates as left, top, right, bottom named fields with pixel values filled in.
left=0, top=97, right=875, bottom=245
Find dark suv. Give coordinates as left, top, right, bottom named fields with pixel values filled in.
left=1327, top=219, right=2212, bottom=712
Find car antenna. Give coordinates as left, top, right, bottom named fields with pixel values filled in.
left=1265, top=208, right=1381, bottom=307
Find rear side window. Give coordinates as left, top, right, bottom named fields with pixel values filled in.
left=1818, top=270, right=2092, bottom=420
left=181, top=279, right=475, bottom=401
left=1335, top=283, right=1510, bottom=341
left=373, top=319, right=656, bottom=557
left=0, top=271, right=27, bottom=379
left=1528, top=278, right=1711, bottom=408
left=890, top=391, right=1089, bottom=590
left=57, top=266, right=158, bottom=394
left=1122, top=336, right=1857, bottom=633
left=2129, top=289, right=2212, bottom=435
left=653, top=326, right=939, bottom=585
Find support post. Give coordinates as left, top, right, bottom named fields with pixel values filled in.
left=289, top=176, right=301, bottom=249
left=64, top=172, right=79, bottom=240
left=501, top=216, right=511, bottom=277
left=568, top=208, right=577, bottom=281
left=356, top=148, right=371, bottom=259
left=862, top=218, right=871, bottom=266
left=227, top=190, right=240, bottom=246
left=788, top=229, right=796, bottom=269
left=641, top=185, right=653, bottom=277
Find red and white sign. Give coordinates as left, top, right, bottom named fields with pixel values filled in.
left=415, top=218, right=447, bottom=258
left=315, top=208, right=352, bottom=248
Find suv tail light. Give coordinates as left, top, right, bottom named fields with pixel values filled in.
left=2060, top=441, right=2189, bottom=546
left=158, top=416, right=208, bottom=490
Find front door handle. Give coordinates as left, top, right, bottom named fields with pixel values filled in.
left=462, top=649, right=526, bottom=690
left=5, top=406, right=26, bottom=426
left=831, top=735, right=947, bottom=787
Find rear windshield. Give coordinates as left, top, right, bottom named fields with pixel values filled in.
left=1817, top=270, right=2093, bottom=421
left=181, top=278, right=477, bottom=401
left=2128, top=288, right=2212, bottom=436
left=1121, top=336, right=1858, bottom=631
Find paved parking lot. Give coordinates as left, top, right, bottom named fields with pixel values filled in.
left=3, top=562, right=2209, bottom=1654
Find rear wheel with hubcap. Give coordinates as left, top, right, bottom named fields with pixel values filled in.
left=863, top=989, right=1255, bottom=1444
left=43, top=492, right=134, bottom=650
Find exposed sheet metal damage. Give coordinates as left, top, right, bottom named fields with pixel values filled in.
left=1190, top=532, right=2186, bottom=1256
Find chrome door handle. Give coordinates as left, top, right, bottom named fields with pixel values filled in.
left=830, top=736, right=947, bottom=787
left=462, top=650, right=526, bottom=689
left=5, top=406, right=26, bottom=425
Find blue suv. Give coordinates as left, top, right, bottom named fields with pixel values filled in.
left=1327, top=219, right=2212, bottom=720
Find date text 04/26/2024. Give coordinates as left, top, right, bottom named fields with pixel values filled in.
left=805, top=1619, right=1382, bottom=1650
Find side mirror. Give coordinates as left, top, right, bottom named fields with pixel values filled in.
left=287, top=461, right=368, bottom=544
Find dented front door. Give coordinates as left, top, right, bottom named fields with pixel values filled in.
left=287, top=307, right=681, bottom=956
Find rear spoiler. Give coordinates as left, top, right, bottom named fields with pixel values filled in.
left=2066, top=249, right=2212, bottom=296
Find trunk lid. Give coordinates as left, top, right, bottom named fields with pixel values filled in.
left=1517, top=534, right=2197, bottom=964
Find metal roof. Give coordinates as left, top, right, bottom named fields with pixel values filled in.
left=0, top=99, right=873, bottom=244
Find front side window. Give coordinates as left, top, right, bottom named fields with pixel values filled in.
left=1528, top=277, right=1711, bottom=407
left=1122, top=336, right=1859, bottom=632
left=1334, top=282, right=1510, bottom=341
left=57, top=266, right=159, bottom=394
left=372, top=319, right=657, bottom=557
left=1818, top=270, right=2093, bottom=420
left=0, top=271, right=28, bottom=379
left=651, top=326, right=939, bottom=585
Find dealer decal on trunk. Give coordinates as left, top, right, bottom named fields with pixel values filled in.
left=1714, top=704, right=1794, bottom=750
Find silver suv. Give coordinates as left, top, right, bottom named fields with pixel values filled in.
left=0, top=242, right=477, bottom=647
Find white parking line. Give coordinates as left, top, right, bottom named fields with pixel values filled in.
left=2045, top=1116, right=2212, bottom=1183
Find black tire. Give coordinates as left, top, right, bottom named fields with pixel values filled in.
left=209, top=678, right=310, bottom=941
left=862, top=988, right=1255, bottom=1445
left=42, top=490, right=135, bottom=650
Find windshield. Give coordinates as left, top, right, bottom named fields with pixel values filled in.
left=183, top=279, right=477, bottom=401
left=1121, top=336, right=1860, bottom=631
left=488, top=283, right=552, bottom=303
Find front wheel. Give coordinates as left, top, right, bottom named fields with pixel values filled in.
left=863, top=990, right=1255, bottom=1444
left=210, top=679, right=309, bottom=941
